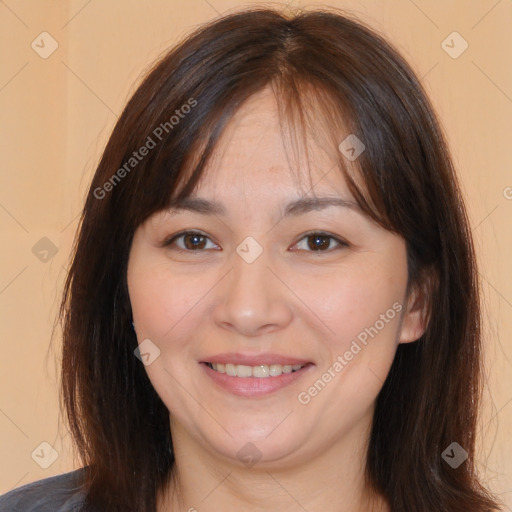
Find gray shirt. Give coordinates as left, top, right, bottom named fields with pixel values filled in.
left=0, top=467, right=93, bottom=511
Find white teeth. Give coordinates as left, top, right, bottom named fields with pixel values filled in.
left=236, top=364, right=253, bottom=378
left=269, top=364, right=282, bottom=376
left=210, top=362, right=305, bottom=377
left=252, top=365, right=270, bottom=378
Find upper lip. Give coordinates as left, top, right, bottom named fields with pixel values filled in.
left=201, top=352, right=312, bottom=366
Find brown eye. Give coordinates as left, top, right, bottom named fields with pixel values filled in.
left=183, top=233, right=206, bottom=250
left=293, top=232, right=347, bottom=253
left=163, top=231, right=218, bottom=251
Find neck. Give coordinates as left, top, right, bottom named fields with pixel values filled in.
left=157, top=411, right=389, bottom=512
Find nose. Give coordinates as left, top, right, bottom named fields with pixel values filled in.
left=211, top=247, right=293, bottom=338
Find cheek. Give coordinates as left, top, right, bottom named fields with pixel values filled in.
left=300, top=262, right=405, bottom=348
left=127, top=263, right=210, bottom=410
left=294, top=270, right=404, bottom=415
left=295, top=259, right=406, bottom=409
left=128, top=261, right=210, bottom=345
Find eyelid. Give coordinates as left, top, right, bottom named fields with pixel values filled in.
left=161, top=229, right=348, bottom=253
left=160, top=229, right=220, bottom=250
left=291, top=230, right=348, bottom=251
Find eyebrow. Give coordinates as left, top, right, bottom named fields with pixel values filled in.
left=167, top=196, right=363, bottom=217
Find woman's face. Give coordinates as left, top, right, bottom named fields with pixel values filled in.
left=127, top=87, right=424, bottom=468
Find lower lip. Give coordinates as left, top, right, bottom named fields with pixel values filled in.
left=201, top=362, right=314, bottom=397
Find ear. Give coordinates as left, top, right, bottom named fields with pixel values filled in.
left=398, top=281, right=430, bottom=344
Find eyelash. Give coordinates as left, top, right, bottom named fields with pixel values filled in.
left=161, top=230, right=348, bottom=254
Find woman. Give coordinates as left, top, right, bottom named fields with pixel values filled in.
left=0, top=6, right=502, bottom=512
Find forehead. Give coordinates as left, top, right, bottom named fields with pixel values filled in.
left=190, top=86, right=353, bottom=203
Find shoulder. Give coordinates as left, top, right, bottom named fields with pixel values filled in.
left=0, top=467, right=92, bottom=512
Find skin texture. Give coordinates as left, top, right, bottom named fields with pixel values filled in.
left=127, top=87, right=427, bottom=512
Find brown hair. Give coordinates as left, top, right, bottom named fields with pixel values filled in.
left=59, top=6, right=501, bottom=511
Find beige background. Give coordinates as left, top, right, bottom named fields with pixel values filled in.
left=0, top=0, right=511, bottom=507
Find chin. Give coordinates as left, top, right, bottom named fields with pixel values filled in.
left=195, top=420, right=312, bottom=468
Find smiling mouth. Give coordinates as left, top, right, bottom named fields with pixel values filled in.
left=205, top=362, right=308, bottom=378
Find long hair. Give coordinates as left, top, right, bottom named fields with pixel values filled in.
left=59, top=7, right=501, bottom=511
